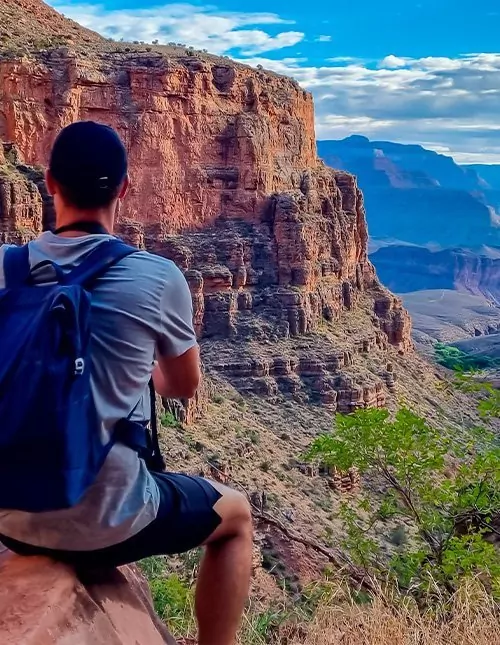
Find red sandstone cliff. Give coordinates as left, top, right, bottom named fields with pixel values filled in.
left=0, top=0, right=412, bottom=412
left=0, top=48, right=316, bottom=232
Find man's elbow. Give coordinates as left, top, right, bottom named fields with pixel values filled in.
left=175, top=372, right=201, bottom=400
left=155, top=347, right=201, bottom=400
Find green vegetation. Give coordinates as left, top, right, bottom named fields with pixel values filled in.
left=149, top=575, right=195, bottom=633
left=434, top=342, right=494, bottom=371
left=142, top=373, right=500, bottom=643
left=240, top=605, right=291, bottom=645
left=140, top=556, right=196, bottom=638
left=31, top=36, right=70, bottom=50
left=306, top=388, right=500, bottom=604
left=160, top=411, right=180, bottom=428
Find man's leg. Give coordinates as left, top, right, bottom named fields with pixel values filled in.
left=0, top=475, right=253, bottom=645
left=195, top=483, right=253, bottom=645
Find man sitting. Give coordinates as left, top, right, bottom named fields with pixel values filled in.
left=0, top=121, right=253, bottom=645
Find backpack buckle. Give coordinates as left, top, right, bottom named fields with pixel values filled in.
left=74, top=358, right=85, bottom=376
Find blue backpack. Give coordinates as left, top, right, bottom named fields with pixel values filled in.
left=0, top=238, right=158, bottom=512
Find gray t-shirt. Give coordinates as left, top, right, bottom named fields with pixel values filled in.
left=0, top=232, right=197, bottom=550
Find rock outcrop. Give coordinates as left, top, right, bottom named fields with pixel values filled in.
left=0, top=549, right=175, bottom=644
left=0, top=143, right=46, bottom=243
left=0, top=0, right=412, bottom=413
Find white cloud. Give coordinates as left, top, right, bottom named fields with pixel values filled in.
left=326, top=56, right=358, bottom=63
left=50, top=2, right=304, bottom=55
left=379, top=55, right=407, bottom=69
left=316, top=35, right=332, bottom=42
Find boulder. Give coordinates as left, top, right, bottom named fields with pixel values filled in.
left=0, top=548, right=176, bottom=645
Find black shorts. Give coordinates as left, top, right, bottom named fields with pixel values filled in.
left=0, top=472, right=222, bottom=569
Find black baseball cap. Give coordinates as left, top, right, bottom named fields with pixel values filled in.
left=49, top=121, right=128, bottom=208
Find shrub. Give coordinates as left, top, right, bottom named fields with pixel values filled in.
left=140, top=557, right=196, bottom=638
left=160, top=411, right=180, bottom=428
left=140, top=555, right=167, bottom=579
left=434, top=342, right=493, bottom=371
left=149, top=575, right=195, bottom=635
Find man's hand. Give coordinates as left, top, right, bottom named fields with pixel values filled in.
left=153, top=345, right=201, bottom=399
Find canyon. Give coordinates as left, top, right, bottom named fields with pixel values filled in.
left=372, top=245, right=500, bottom=305
left=1, top=2, right=475, bottom=642
left=318, top=136, right=500, bottom=251
left=0, top=1, right=412, bottom=412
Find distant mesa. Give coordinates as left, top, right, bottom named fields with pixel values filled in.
left=318, top=136, right=500, bottom=250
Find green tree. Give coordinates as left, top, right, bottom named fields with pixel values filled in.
left=306, top=404, right=500, bottom=601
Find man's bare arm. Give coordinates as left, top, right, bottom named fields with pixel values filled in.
left=153, top=345, right=201, bottom=400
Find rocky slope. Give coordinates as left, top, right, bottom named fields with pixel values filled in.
left=0, top=0, right=102, bottom=54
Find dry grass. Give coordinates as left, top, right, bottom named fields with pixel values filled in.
left=174, top=578, right=500, bottom=645
left=283, top=579, right=500, bottom=645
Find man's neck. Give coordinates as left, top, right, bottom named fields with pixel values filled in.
left=55, top=207, right=115, bottom=237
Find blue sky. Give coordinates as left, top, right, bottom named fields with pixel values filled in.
left=49, top=0, right=500, bottom=163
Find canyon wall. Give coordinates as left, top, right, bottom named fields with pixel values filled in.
left=0, top=49, right=316, bottom=232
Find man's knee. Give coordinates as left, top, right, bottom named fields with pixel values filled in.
left=216, top=485, right=252, bottom=526
left=207, top=484, right=253, bottom=542
left=230, top=489, right=252, bottom=529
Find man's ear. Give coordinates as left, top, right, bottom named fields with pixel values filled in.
left=45, top=169, right=57, bottom=196
left=118, top=174, right=130, bottom=200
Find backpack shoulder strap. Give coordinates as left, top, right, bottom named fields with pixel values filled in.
left=3, top=244, right=31, bottom=288
left=64, top=238, right=138, bottom=289
left=148, top=378, right=166, bottom=472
